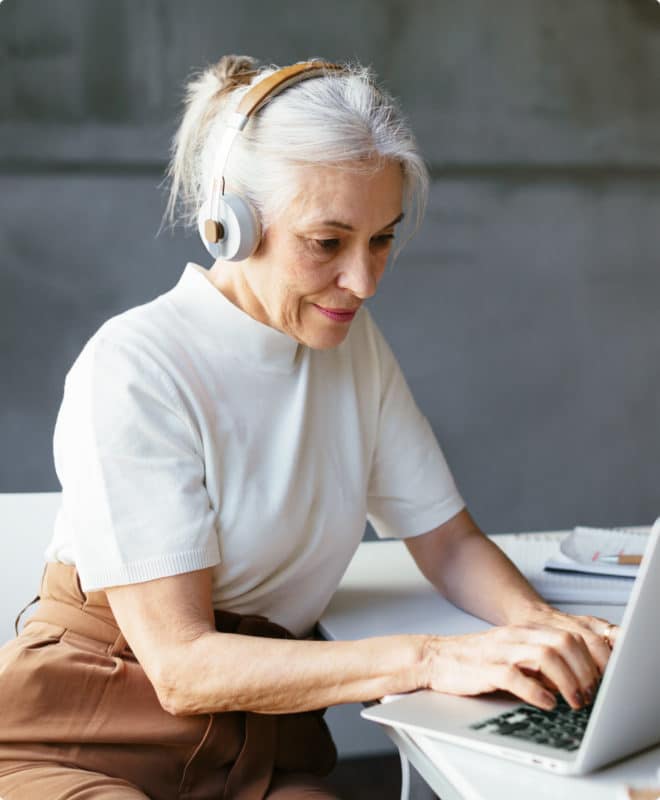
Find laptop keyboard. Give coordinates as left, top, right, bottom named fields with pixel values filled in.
left=469, top=697, right=593, bottom=751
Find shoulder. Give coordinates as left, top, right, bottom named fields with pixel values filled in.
left=95, top=289, right=182, bottom=364
left=55, top=299, right=197, bottom=436
left=67, top=288, right=193, bottom=390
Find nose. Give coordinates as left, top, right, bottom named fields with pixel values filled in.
left=335, top=249, right=380, bottom=299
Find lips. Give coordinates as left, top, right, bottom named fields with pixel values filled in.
left=313, top=305, right=359, bottom=322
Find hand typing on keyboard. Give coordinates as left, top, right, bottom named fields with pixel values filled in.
left=408, top=513, right=618, bottom=712
left=420, top=615, right=612, bottom=712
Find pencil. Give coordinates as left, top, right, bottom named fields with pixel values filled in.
left=597, top=554, right=643, bottom=565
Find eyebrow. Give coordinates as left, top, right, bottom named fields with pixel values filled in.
left=317, top=211, right=405, bottom=232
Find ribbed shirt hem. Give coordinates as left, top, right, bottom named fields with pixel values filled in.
left=77, top=544, right=221, bottom=591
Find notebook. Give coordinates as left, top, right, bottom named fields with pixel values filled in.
left=362, top=519, right=660, bottom=776
left=550, top=526, right=649, bottom=578
left=490, top=532, right=635, bottom=604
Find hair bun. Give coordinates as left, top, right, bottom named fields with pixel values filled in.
left=212, top=55, right=259, bottom=95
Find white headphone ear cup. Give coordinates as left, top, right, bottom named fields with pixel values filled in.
left=222, top=193, right=261, bottom=262
left=198, top=194, right=261, bottom=262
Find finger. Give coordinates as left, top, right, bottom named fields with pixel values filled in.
left=515, top=642, right=587, bottom=710
left=486, top=623, right=600, bottom=706
left=525, top=610, right=616, bottom=674
left=574, top=627, right=612, bottom=676
left=555, top=631, right=601, bottom=702
left=536, top=627, right=601, bottom=701
left=584, top=615, right=619, bottom=640
left=520, top=667, right=558, bottom=694
left=495, top=664, right=557, bottom=711
left=576, top=616, right=620, bottom=672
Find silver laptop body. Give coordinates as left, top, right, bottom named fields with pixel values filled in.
left=362, top=520, right=660, bottom=775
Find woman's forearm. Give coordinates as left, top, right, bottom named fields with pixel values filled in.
left=155, top=632, right=427, bottom=716
left=436, top=530, right=549, bottom=625
left=405, top=512, right=549, bottom=627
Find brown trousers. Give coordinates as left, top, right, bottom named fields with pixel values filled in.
left=0, top=564, right=339, bottom=800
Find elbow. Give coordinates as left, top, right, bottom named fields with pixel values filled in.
left=157, top=693, right=180, bottom=717
left=157, top=690, right=191, bottom=717
left=144, top=632, right=236, bottom=716
left=147, top=656, right=198, bottom=717
left=154, top=676, right=235, bottom=717
left=153, top=673, right=205, bottom=717
left=150, top=664, right=187, bottom=716
left=151, top=658, right=231, bottom=717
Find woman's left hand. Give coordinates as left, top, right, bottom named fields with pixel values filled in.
left=515, top=603, right=619, bottom=678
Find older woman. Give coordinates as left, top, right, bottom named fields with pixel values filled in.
left=0, top=56, right=616, bottom=800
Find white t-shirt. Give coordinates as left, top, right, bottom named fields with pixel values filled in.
left=46, top=263, right=464, bottom=636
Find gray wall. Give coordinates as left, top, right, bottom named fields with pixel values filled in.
left=2, top=0, right=660, bottom=536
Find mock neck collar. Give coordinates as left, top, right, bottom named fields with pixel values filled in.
left=171, top=263, right=301, bottom=373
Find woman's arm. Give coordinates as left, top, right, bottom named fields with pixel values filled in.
left=405, top=509, right=616, bottom=675
left=107, top=552, right=611, bottom=718
left=106, top=568, right=425, bottom=716
left=404, top=509, right=549, bottom=626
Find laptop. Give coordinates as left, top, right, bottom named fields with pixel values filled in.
left=362, top=518, right=660, bottom=775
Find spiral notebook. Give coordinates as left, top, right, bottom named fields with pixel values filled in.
left=490, top=532, right=637, bottom=604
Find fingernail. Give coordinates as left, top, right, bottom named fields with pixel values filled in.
left=584, top=686, right=594, bottom=703
left=574, top=689, right=584, bottom=707
left=542, top=692, right=556, bottom=709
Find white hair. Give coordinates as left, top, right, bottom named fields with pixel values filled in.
left=160, top=55, right=429, bottom=255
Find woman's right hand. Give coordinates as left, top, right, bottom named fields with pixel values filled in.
left=421, top=623, right=603, bottom=710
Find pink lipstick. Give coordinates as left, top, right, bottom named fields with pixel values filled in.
left=314, top=305, right=358, bottom=323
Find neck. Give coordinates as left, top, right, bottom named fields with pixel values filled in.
left=207, top=259, right=271, bottom=328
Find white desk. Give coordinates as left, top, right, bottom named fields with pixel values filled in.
left=319, top=539, right=660, bottom=800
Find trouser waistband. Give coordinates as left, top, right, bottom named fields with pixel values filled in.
left=20, top=563, right=129, bottom=655
left=29, top=597, right=129, bottom=652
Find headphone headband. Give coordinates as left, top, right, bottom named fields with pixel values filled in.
left=235, top=61, right=344, bottom=119
left=201, top=60, right=344, bottom=260
left=212, top=61, right=344, bottom=184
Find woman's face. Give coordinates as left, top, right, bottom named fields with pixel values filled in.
left=210, top=159, right=405, bottom=350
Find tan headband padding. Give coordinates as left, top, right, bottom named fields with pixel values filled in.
left=236, top=61, right=344, bottom=119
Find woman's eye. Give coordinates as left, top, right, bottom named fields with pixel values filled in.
left=307, top=234, right=394, bottom=255
left=312, top=238, right=341, bottom=252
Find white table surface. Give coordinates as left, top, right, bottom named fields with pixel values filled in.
left=319, top=539, right=660, bottom=800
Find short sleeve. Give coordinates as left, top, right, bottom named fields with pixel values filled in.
left=366, top=323, right=465, bottom=539
left=52, top=335, right=220, bottom=590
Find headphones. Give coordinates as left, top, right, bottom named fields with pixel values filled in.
left=198, top=60, right=343, bottom=262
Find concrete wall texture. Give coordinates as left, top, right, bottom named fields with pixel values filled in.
left=2, top=0, right=660, bottom=536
